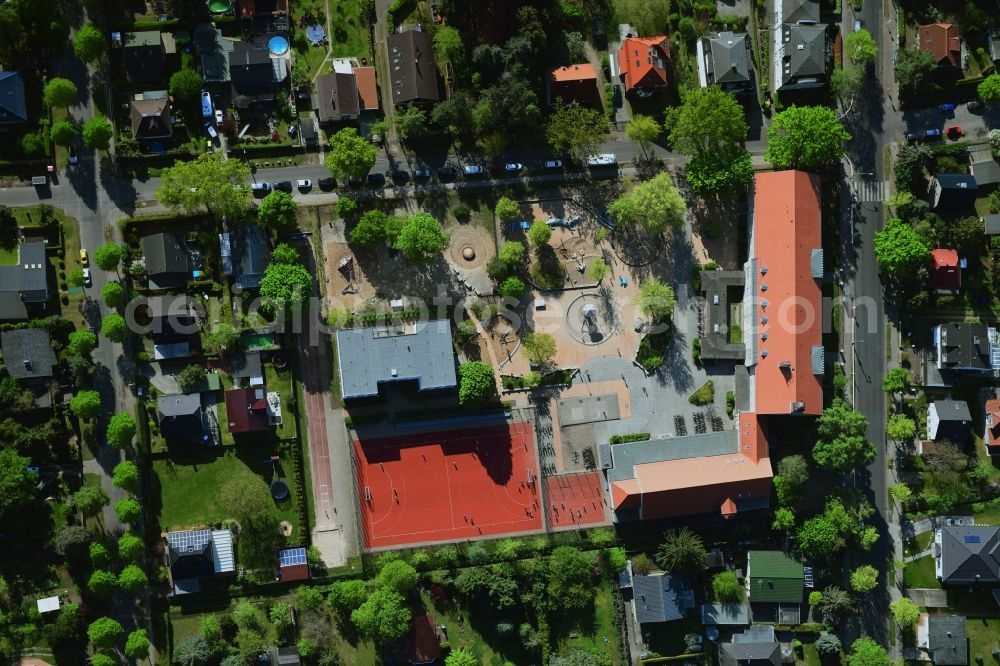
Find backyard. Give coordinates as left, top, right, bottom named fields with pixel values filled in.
left=903, top=555, right=939, bottom=589
left=292, top=0, right=372, bottom=81
left=966, top=617, right=1000, bottom=662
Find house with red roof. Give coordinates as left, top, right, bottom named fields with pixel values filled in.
left=548, top=63, right=600, bottom=105
left=617, top=35, right=670, bottom=97
left=985, top=399, right=1000, bottom=454
left=225, top=386, right=271, bottom=434
left=918, top=23, right=962, bottom=69
left=929, top=249, right=961, bottom=294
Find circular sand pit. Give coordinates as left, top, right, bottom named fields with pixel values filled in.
left=448, top=226, right=493, bottom=269
left=611, top=224, right=664, bottom=267
left=566, top=293, right=615, bottom=345
left=278, top=520, right=293, bottom=537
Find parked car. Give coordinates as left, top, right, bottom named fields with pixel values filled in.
left=205, top=122, right=218, bottom=139
left=214, top=109, right=224, bottom=124
left=200, top=91, right=213, bottom=118
left=937, top=103, right=955, bottom=113
left=613, top=84, right=623, bottom=108
left=250, top=182, right=272, bottom=196
left=504, top=163, right=523, bottom=173
left=923, top=128, right=942, bottom=140
left=80, top=248, right=89, bottom=266
left=904, top=131, right=920, bottom=142
left=367, top=173, right=385, bottom=187
left=274, top=181, right=293, bottom=192
left=437, top=167, right=458, bottom=180
left=82, top=267, right=92, bottom=287
left=969, top=100, right=983, bottom=111
left=586, top=153, right=617, bottom=166
left=347, top=176, right=366, bottom=188
left=317, top=177, right=336, bottom=191
left=946, top=125, right=962, bottom=139
left=413, top=169, right=431, bottom=181
left=544, top=159, right=563, bottom=169
left=391, top=170, right=409, bottom=183
left=296, top=179, right=312, bottom=191
left=68, top=145, right=78, bottom=166
left=463, top=165, right=485, bottom=176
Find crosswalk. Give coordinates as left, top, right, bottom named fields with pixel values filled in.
left=855, top=179, right=887, bottom=204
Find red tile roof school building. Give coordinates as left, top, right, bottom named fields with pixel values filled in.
left=602, top=171, right=824, bottom=521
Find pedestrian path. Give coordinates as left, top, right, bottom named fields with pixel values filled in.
left=857, top=179, right=887, bottom=203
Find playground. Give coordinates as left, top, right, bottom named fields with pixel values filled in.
left=353, top=422, right=543, bottom=549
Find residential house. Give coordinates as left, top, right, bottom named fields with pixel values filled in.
left=299, top=121, right=317, bottom=146
left=121, top=31, right=175, bottom=84
left=926, top=399, right=972, bottom=446
left=267, top=647, right=301, bottom=666
left=0, top=71, right=28, bottom=125
left=336, top=319, right=457, bottom=400
left=143, top=295, right=201, bottom=359
left=230, top=39, right=287, bottom=109
left=929, top=249, right=961, bottom=294
left=548, top=63, right=601, bottom=105
left=701, top=603, right=751, bottom=626
left=220, top=225, right=271, bottom=291
left=165, top=528, right=236, bottom=595
left=130, top=94, right=173, bottom=143
left=932, top=322, right=998, bottom=374
left=773, top=0, right=829, bottom=92
left=935, top=525, right=1000, bottom=585
left=386, top=30, right=441, bottom=105
left=276, top=546, right=310, bottom=582
left=970, top=159, right=1000, bottom=187
left=313, top=58, right=378, bottom=122
left=984, top=215, right=1000, bottom=236
left=224, top=386, right=271, bottom=434
left=1, top=328, right=57, bottom=407
left=919, top=23, right=962, bottom=69
left=697, top=31, right=754, bottom=94
left=0, top=241, right=50, bottom=321
left=746, top=550, right=804, bottom=623
left=617, top=35, right=670, bottom=97
left=195, top=24, right=234, bottom=83
left=701, top=270, right=747, bottom=361
left=403, top=615, right=444, bottom=665
left=917, top=614, right=968, bottom=666
left=720, top=625, right=782, bottom=666
left=229, top=351, right=264, bottom=386
left=930, top=174, right=979, bottom=210
left=631, top=574, right=695, bottom=624
left=984, top=398, right=1000, bottom=454
left=989, top=29, right=1000, bottom=69
left=141, top=232, right=191, bottom=290
left=157, top=394, right=206, bottom=442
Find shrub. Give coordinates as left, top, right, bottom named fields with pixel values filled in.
left=452, top=204, right=470, bottom=221
left=688, top=380, right=715, bottom=405
left=725, top=390, right=735, bottom=417
left=609, top=433, right=651, bottom=444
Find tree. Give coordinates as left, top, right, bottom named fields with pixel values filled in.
left=0, top=449, right=36, bottom=518
left=259, top=261, right=312, bottom=312
left=73, top=485, right=109, bottom=519
left=88, top=617, right=124, bottom=648
left=174, top=635, right=211, bottom=666
left=813, top=399, right=874, bottom=471
left=446, top=649, right=479, bottom=666
left=773, top=507, right=796, bottom=532
left=69, top=389, right=101, bottom=420
left=220, top=471, right=283, bottom=568
left=832, top=66, right=864, bottom=102
left=765, top=106, right=851, bottom=170
left=54, top=525, right=91, bottom=563
left=115, top=498, right=141, bottom=523
left=433, top=26, right=464, bottom=65
left=887, top=414, right=917, bottom=442
left=637, top=278, right=677, bottom=323
left=895, top=47, right=937, bottom=98
left=350, top=588, right=411, bottom=644
left=669, top=86, right=748, bottom=155
left=111, top=462, right=140, bottom=493
left=889, top=597, right=920, bottom=628
left=125, top=629, right=150, bottom=659
left=336, top=195, right=358, bottom=219
left=816, top=633, right=842, bottom=656
left=874, top=218, right=931, bottom=281
left=43, top=77, right=78, bottom=108
left=979, top=74, right=1000, bottom=105
left=778, top=454, right=809, bottom=489
left=548, top=546, right=597, bottom=610
left=608, top=173, right=686, bottom=233
left=156, top=153, right=250, bottom=219
left=257, top=190, right=297, bottom=230
left=848, top=638, right=889, bottom=666
left=269, top=602, right=292, bottom=634
left=393, top=105, right=428, bottom=142
left=21, top=131, right=43, bottom=156
left=495, top=196, right=520, bottom=222
left=431, top=92, right=474, bottom=136
left=89, top=542, right=111, bottom=568
left=68, top=268, right=86, bottom=288
left=106, top=413, right=136, bottom=448
left=656, top=527, right=707, bottom=573
left=174, top=364, right=206, bottom=394
left=545, top=104, right=609, bottom=159
left=116, top=565, right=147, bottom=593
left=889, top=482, right=912, bottom=505
left=626, top=114, right=661, bottom=155
left=882, top=367, right=911, bottom=394
left=82, top=116, right=114, bottom=151
left=325, top=128, right=377, bottom=179
left=87, top=569, right=119, bottom=598
left=73, top=23, right=104, bottom=62
left=527, top=220, right=552, bottom=246
left=169, top=68, right=204, bottom=103
left=50, top=120, right=78, bottom=147
left=351, top=210, right=390, bottom=247
left=93, top=244, right=120, bottom=272
left=798, top=515, right=843, bottom=561
left=685, top=144, right=754, bottom=196
left=89, top=656, right=117, bottom=666
left=204, top=323, right=239, bottom=354
left=117, top=532, right=143, bottom=561
left=845, top=28, right=877, bottom=67
left=459, top=361, right=496, bottom=407
left=499, top=276, right=526, bottom=298
left=101, top=281, right=125, bottom=308
left=375, top=560, right=418, bottom=594
left=329, top=579, right=368, bottom=616
left=235, top=629, right=267, bottom=664
left=395, top=213, right=450, bottom=265
left=712, top=571, right=743, bottom=602
left=522, top=332, right=557, bottom=366
left=815, top=586, right=853, bottom=621
left=849, top=565, right=878, bottom=593
left=498, top=240, right=525, bottom=265
left=588, top=258, right=609, bottom=282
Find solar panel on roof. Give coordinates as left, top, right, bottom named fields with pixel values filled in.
left=168, top=529, right=212, bottom=554
left=964, top=535, right=982, bottom=544
left=279, top=547, right=307, bottom=567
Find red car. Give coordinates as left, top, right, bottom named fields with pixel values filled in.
left=946, top=125, right=962, bottom=139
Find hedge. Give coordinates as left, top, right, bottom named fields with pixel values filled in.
left=609, top=433, right=651, bottom=444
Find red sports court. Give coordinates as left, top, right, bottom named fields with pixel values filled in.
left=545, top=472, right=608, bottom=528
left=355, top=422, right=543, bottom=548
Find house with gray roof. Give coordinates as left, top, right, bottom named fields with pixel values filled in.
left=697, top=32, right=753, bottom=94
left=990, top=29, right=1000, bottom=68
left=720, top=625, right=782, bottom=666
left=130, top=94, right=173, bottom=142
left=314, top=71, right=361, bottom=121
left=122, top=31, right=174, bottom=84
left=336, top=319, right=457, bottom=400
left=984, top=215, right=1000, bottom=236
left=1, top=328, right=57, bottom=407
left=157, top=394, right=206, bottom=442
left=935, top=525, right=1000, bottom=585
left=701, top=602, right=751, bottom=626
left=220, top=226, right=270, bottom=291
left=932, top=323, right=998, bottom=375
left=141, top=232, right=191, bottom=290
left=0, top=72, right=27, bottom=125
left=918, top=614, right=968, bottom=666
left=930, top=174, right=979, bottom=210
left=0, top=241, right=51, bottom=321
left=195, top=23, right=234, bottom=83
left=927, top=400, right=972, bottom=445
left=387, top=29, right=441, bottom=105
left=631, top=574, right=694, bottom=624
left=165, top=528, right=235, bottom=595
left=772, top=0, right=829, bottom=92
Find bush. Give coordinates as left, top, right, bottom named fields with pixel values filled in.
left=725, top=390, right=735, bottom=417
left=609, top=433, right=651, bottom=444
left=688, top=380, right=715, bottom=406
left=452, top=205, right=470, bottom=221
left=692, top=336, right=702, bottom=366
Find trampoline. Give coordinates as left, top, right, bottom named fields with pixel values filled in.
left=207, top=0, right=231, bottom=13
left=173, top=29, right=192, bottom=45
left=270, top=479, right=290, bottom=501
left=268, top=35, right=290, bottom=56
left=305, top=24, right=326, bottom=45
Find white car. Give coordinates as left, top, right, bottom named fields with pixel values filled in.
left=463, top=165, right=484, bottom=176
left=215, top=109, right=224, bottom=124
left=296, top=179, right=312, bottom=191
left=504, top=163, right=523, bottom=173
left=586, top=153, right=617, bottom=166
left=82, top=267, right=92, bottom=287
left=205, top=122, right=218, bottom=139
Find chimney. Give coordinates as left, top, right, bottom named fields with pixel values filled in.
left=22, top=359, right=31, bottom=371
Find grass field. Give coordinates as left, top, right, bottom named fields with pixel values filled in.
left=0, top=244, right=17, bottom=265
left=553, top=583, right=620, bottom=664
left=904, top=555, right=940, bottom=589
left=966, top=617, right=1000, bottom=661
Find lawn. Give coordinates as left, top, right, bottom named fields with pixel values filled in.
left=553, top=583, right=621, bottom=664
left=0, top=245, right=17, bottom=265
left=903, top=555, right=940, bottom=589
left=292, top=0, right=372, bottom=81
left=265, top=361, right=296, bottom=440
left=966, top=617, right=1000, bottom=662
left=418, top=589, right=523, bottom=665
left=152, top=442, right=299, bottom=534
left=904, top=530, right=934, bottom=556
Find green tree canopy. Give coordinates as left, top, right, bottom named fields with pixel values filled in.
left=433, top=26, right=464, bottom=65
left=522, top=332, right=557, bottom=366
left=498, top=240, right=525, bottom=265
left=887, top=414, right=916, bottom=442
left=798, top=515, right=843, bottom=560
left=82, top=116, right=114, bottom=151
left=350, top=588, right=412, bottom=644
left=882, top=367, right=912, bottom=393
left=328, top=579, right=368, bottom=617
left=548, top=546, right=597, bottom=610
left=54, top=525, right=91, bottom=562
left=889, top=597, right=920, bottom=628
left=772, top=506, right=796, bottom=532
left=813, top=399, right=874, bottom=471
left=155, top=153, right=250, bottom=218
left=112, top=461, right=139, bottom=491
left=669, top=86, right=748, bottom=155
left=588, top=257, right=609, bottom=282
left=118, top=532, right=144, bottom=561
left=431, top=92, right=474, bottom=136
left=637, top=278, right=677, bottom=323
left=325, top=128, right=378, bottom=179
left=336, top=195, right=357, bottom=219
left=685, top=144, right=754, bottom=196
left=393, top=105, right=428, bottom=142
left=0, top=449, right=36, bottom=518
left=92, top=243, right=122, bottom=272
left=259, top=261, right=312, bottom=312
left=115, top=497, right=141, bottom=523
left=495, top=196, right=520, bottom=222
left=101, top=281, right=125, bottom=308
left=608, top=173, right=686, bottom=233
left=50, top=120, right=78, bottom=147
left=73, top=23, right=105, bottom=62
left=374, top=560, right=418, bottom=594
left=73, top=485, right=109, bottom=518
left=69, top=389, right=101, bottom=420
left=845, top=28, right=877, bottom=68
left=655, top=527, right=707, bottom=573
left=87, top=617, right=124, bottom=648
left=43, top=77, right=78, bottom=108
left=89, top=542, right=111, bottom=568
left=203, top=323, right=240, bottom=354
left=169, top=68, right=204, bottom=103
left=874, top=218, right=931, bottom=280
left=527, top=219, right=552, bottom=246
left=831, top=65, right=865, bottom=102
left=848, top=638, right=890, bottom=666
left=895, top=47, right=937, bottom=98
left=118, top=564, right=148, bottom=593
left=765, top=106, right=851, bottom=170
left=125, top=629, right=150, bottom=659
left=712, top=571, right=743, bottom=602
left=270, top=243, right=299, bottom=265
left=106, top=412, right=136, bottom=448
left=849, top=565, right=878, bottom=593
left=889, top=482, right=912, bottom=505
left=458, top=361, right=496, bottom=408
left=87, top=569, right=119, bottom=598
left=176, top=364, right=207, bottom=393
left=499, top=275, right=526, bottom=298
left=394, top=213, right=450, bottom=265
left=815, top=633, right=842, bottom=656
left=979, top=74, right=1000, bottom=104
left=816, top=586, right=853, bottom=622
left=350, top=209, right=391, bottom=247
left=626, top=114, right=661, bottom=155
left=257, top=190, right=297, bottom=230
left=445, top=649, right=479, bottom=666
left=545, top=104, right=608, bottom=159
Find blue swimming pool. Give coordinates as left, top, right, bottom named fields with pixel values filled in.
left=268, top=35, right=289, bottom=56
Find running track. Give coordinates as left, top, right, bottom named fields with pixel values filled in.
left=298, top=328, right=337, bottom=532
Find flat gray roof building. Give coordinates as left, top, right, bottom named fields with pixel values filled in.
left=336, top=319, right=457, bottom=400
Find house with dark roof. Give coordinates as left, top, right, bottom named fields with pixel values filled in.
left=224, top=386, right=271, bottom=434
left=130, top=96, right=173, bottom=142
left=387, top=30, right=441, bottom=105
left=1, top=328, right=57, bottom=407
left=701, top=270, right=747, bottom=361
left=927, top=400, right=972, bottom=445
left=701, top=603, right=751, bottom=626
left=0, top=241, right=51, bottom=321
left=548, top=64, right=601, bottom=105
left=929, top=249, right=961, bottom=294
left=930, top=174, right=979, bottom=210
left=220, top=226, right=270, bottom=291
left=0, top=72, right=28, bottom=125
left=935, top=525, right=1000, bottom=585
left=142, top=295, right=201, bottom=359
left=230, top=41, right=277, bottom=108
left=122, top=31, right=173, bottom=84
left=773, top=0, right=829, bottom=92
left=698, top=32, right=753, bottom=94
left=720, top=625, right=782, bottom=666
left=336, top=319, right=457, bottom=400
left=229, top=351, right=264, bottom=386
left=990, top=29, right=1000, bottom=68
left=970, top=159, right=1000, bottom=186
left=617, top=35, right=671, bottom=97
left=314, top=59, right=379, bottom=121
left=919, top=23, right=962, bottom=69
left=632, top=574, right=695, bottom=624
left=157, top=394, right=206, bottom=442
left=165, top=528, right=236, bottom=595
left=141, top=232, right=191, bottom=290
left=195, top=24, right=234, bottom=83
left=932, top=322, right=998, bottom=374
left=918, top=614, right=968, bottom=666
left=984, top=398, right=1000, bottom=454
